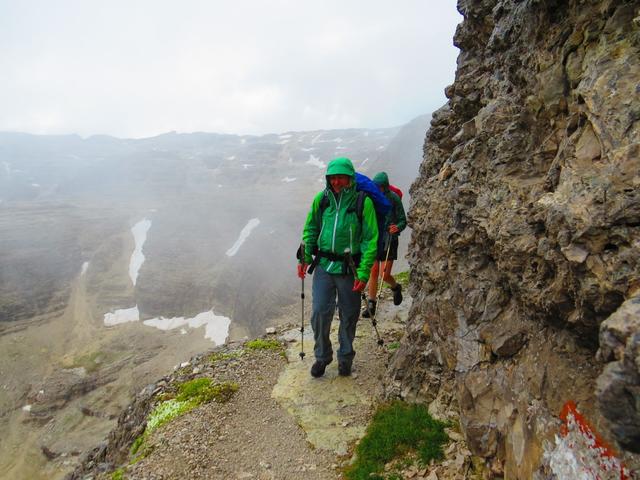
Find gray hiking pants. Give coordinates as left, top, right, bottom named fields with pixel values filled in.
left=311, top=266, right=361, bottom=366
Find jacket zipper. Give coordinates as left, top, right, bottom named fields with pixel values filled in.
left=328, top=191, right=341, bottom=271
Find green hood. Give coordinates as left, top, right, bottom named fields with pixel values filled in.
left=373, top=171, right=389, bottom=187
left=325, top=157, right=355, bottom=187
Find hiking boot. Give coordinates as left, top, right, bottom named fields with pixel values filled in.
left=392, top=284, right=403, bottom=306
left=338, top=361, right=352, bottom=376
left=361, top=299, right=377, bottom=318
left=310, top=360, right=329, bottom=378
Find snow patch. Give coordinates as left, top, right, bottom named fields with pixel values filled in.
left=129, top=218, right=152, bottom=286
left=81, top=262, right=89, bottom=276
left=227, top=155, right=236, bottom=160
left=376, top=145, right=385, bottom=150
left=282, top=177, right=297, bottom=183
left=143, top=310, right=230, bottom=345
left=360, top=158, right=370, bottom=166
left=311, top=133, right=323, bottom=144
left=242, top=163, right=253, bottom=170
left=306, top=155, right=325, bottom=169
left=104, top=306, right=140, bottom=326
left=31, top=183, right=40, bottom=187
left=301, top=147, right=315, bottom=152
left=226, top=218, right=260, bottom=257
left=22, top=405, right=32, bottom=412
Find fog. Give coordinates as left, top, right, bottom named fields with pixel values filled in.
left=0, top=120, right=428, bottom=336
left=0, top=1, right=460, bottom=138
left=0, top=103, right=437, bottom=480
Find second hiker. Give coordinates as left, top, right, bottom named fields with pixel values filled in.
left=362, top=171, right=407, bottom=318
left=297, top=157, right=378, bottom=378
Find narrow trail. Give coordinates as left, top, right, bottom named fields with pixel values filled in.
left=118, top=297, right=409, bottom=480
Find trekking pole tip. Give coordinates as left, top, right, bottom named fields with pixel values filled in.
left=299, top=352, right=306, bottom=360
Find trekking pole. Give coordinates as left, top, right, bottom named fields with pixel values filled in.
left=300, top=276, right=306, bottom=360
left=345, top=248, right=383, bottom=346
left=298, top=243, right=306, bottom=360
left=372, top=233, right=393, bottom=328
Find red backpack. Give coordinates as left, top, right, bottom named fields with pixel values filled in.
left=389, top=184, right=403, bottom=199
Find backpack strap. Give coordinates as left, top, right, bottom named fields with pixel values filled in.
left=346, top=191, right=367, bottom=223
left=318, top=190, right=330, bottom=217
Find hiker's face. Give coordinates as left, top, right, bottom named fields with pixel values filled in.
left=329, top=175, right=350, bottom=193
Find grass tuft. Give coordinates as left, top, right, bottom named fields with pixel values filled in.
left=130, top=378, right=238, bottom=461
left=394, top=271, right=409, bottom=289
left=387, top=341, right=401, bottom=352
left=111, top=467, right=125, bottom=480
left=344, top=401, right=448, bottom=480
left=177, top=378, right=239, bottom=404
left=245, top=338, right=282, bottom=351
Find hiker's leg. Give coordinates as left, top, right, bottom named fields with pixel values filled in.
left=336, top=273, right=360, bottom=366
left=382, top=260, right=397, bottom=288
left=367, top=261, right=379, bottom=300
left=311, top=266, right=335, bottom=364
left=383, top=237, right=399, bottom=287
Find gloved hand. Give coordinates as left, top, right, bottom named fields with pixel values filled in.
left=388, top=224, right=399, bottom=234
left=352, top=279, right=366, bottom=292
left=297, top=263, right=308, bottom=279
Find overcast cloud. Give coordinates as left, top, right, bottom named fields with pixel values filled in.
left=0, top=1, right=461, bottom=138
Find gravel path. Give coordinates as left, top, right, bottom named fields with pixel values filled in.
left=119, top=297, right=409, bottom=480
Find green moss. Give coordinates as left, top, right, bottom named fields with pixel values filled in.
left=176, top=378, right=239, bottom=404
left=245, top=338, right=282, bottom=351
left=111, top=467, right=125, bottom=480
left=394, top=271, right=409, bottom=289
left=130, top=379, right=238, bottom=462
left=147, top=398, right=194, bottom=433
left=344, top=401, right=448, bottom=480
left=387, top=341, right=400, bottom=352
left=130, top=435, right=144, bottom=455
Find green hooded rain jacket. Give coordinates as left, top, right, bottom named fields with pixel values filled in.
left=372, top=171, right=407, bottom=234
left=301, top=157, right=378, bottom=281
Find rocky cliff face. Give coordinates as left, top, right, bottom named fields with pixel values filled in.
left=387, top=1, right=639, bottom=477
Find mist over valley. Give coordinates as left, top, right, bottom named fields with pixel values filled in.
left=0, top=116, right=428, bottom=479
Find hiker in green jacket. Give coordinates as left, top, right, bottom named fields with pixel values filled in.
left=298, top=157, right=379, bottom=377
left=362, top=172, right=407, bottom=318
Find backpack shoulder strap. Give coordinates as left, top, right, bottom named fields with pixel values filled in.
left=318, top=190, right=329, bottom=217
left=355, top=191, right=366, bottom=223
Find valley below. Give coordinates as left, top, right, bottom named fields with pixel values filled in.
left=0, top=121, right=422, bottom=479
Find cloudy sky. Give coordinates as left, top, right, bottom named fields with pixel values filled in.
left=0, top=1, right=461, bottom=139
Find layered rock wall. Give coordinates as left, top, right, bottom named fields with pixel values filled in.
left=387, top=1, right=640, bottom=477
